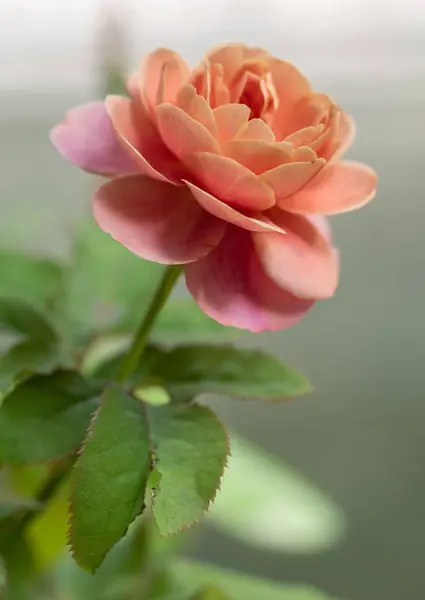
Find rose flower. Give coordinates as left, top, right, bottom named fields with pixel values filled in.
left=51, top=44, right=377, bottom=332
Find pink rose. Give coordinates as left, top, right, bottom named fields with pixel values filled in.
left=51, top=44, right=377, bottom=332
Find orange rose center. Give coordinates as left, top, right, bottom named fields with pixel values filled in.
left=232, top=60, right=279, bottom=120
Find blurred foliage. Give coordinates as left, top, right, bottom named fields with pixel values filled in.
left=169, top=560, right=339, bottom=600
left=208, top=434, right=345, bottom=554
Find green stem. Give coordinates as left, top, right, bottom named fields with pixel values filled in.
left=117, top=265, right=183, bottom=382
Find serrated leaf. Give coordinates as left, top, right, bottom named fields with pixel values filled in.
left=148, top=404, right=229, bottom=535
left=0, top=250, right=63, bottom=312
left=171, top=560, right=338, bottom=600
left=70, top=385, right=151, bottom=571
left=152, top=301, right=239, bottom=344
left=0, top=299, right=56, bottom=342
left=208, top=434, right=345, bottom=554
left=0, top=371, right=99, bottom=464
left=150, top=345, right=311, bottom=402
left=60, top=217, right=164, bottom=340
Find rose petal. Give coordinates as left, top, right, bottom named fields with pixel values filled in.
left=206, top=43, right=246, bottom=84
left=189, top=59, right=212, bottom=102
left=105, top=95, right=186, bottom=183
left=140, top=48, right=190, bottom=110
left=310, top=110, right=356, bottom=161
left=309, top=107, right=340, bottom=159
left=126, top=73, right=139, bottom=97
left=156, top=103, right=221, bottom=161
left=210, top=63, right=231, bottom=108
left=269, top=60, right=312, bottom=138
left=277, top=93, right=331, bottom=140
left=332, top=113, right=356, bottom=160
left=306, top=215, right=333, bottom=241
left=260, top=159, right=326, bottom=205
left=184, top=180, right=285, bottom=232
left=236, top=118, right=276, bottom=142
left=93, top=175, right=225, bottom=264
left=242, top=46, right=270, bottom=61
left=186, top=152, right=275, bottom=210
left=253, top=211, right=339, bottom=299
left=213, top=104, right=251, bottom=142
left=222, top=140, right=293, bottom=174
left=175, top=85, right=217, bottom=136
left=50, top=102, right=139, bottom=176
left=284, top=161, right=378, bottom=215
left=293, top=146, right=318, bottom=162
left=185, top=226, right=314, bottom=332
left=285, top=125, right=325, bottom=147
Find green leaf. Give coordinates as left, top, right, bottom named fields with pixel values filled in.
left=0, top=371, right=99, bottom=464
left=152, top=301, right=239, bottom=344
left=148, top=404, right=229, bottom=535
left=90, top=343, right=163, bottom=385
left=150, top=345, right=311, bottom=402
left=208, top=434, right=346, bottom=554
left=171, top=560, right=337, bottom=600
left=0, top=299, right=59, bottom=392
left=0, top=250, right=63, bottom=312
left=70, top=385, right=151, bottom=571
left=0, top=299, right=56, bottom=342
left=0, top=339, right=58, bottom=392
left=60, top=217, right=164, bottom=340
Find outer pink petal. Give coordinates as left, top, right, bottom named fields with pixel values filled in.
left=259, top=159, right=326, bottom=205
left=253, top=211, right=339, bottom=299
left=50, top=102, right=139, bottom=175
left=126, top=73, right=139, bottom=97
left=185, top=226, right=314, bottom=332
left=105, top=95, right=186, bottom=183
left=284, top=161, right=378, bottom=215
left=156, top=103, right=221, bottom=161
left=93, top=175, right=225, bottom=264
left=184, top=181, right=285, bottom=232
left=186, top=152, right=275, bottom=211
left=213, top=104, right=251, bottom=142
left=140, top=48, right=190, bottom=110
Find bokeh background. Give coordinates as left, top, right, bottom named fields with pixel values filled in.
left=1, top=1, right=425, bottom=599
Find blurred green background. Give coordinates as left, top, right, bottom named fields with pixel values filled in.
left=1, top=1, right=425, bottom=599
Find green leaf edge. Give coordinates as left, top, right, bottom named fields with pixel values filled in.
left=150, top=404, right=231, bottom=537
